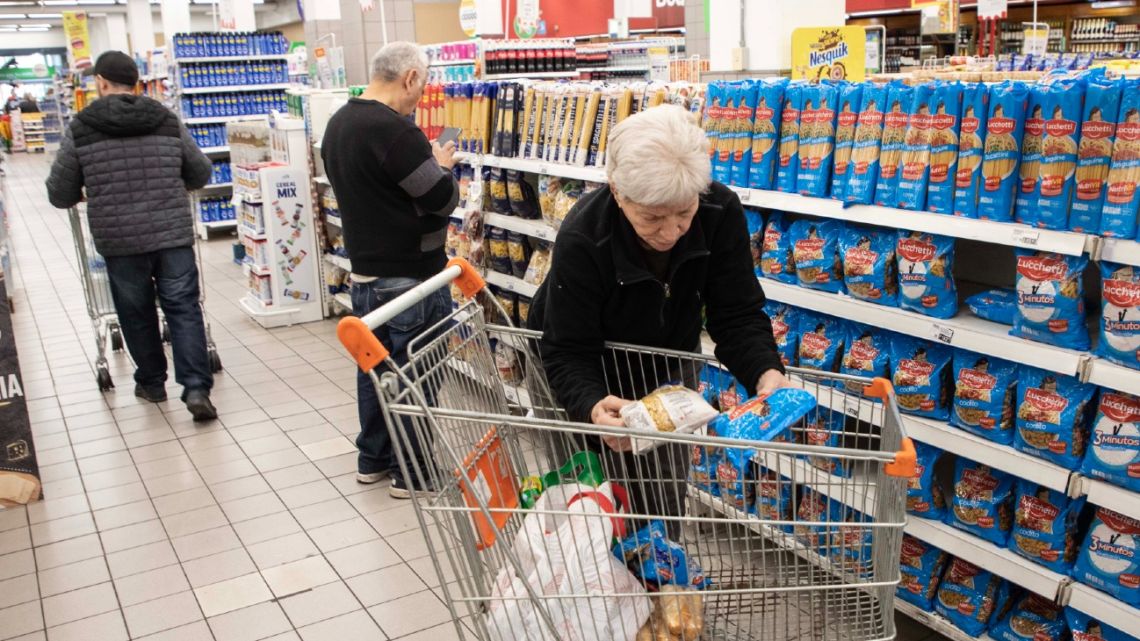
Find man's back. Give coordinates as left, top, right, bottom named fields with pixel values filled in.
left=323, top=98, right=458, bottom=279
left=46, top=93, right=212, bottom=257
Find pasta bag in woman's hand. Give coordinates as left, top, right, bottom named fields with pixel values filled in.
left=1071, top=75, right=1125, bottom=233
left=1100, top=79, right=1140, bottom=240
left=1014, top=85, right=1048, bottom=225
left=1035, top=76, right=1085, bottom=230
left=953, top=83, right=990, bottom=218
left=748, top=78, right=787, bottom=190
left=925, top=82, right=965, bottom=215
left=845, top=81, right=889, bottom=205
left=621, top=386, right=719, bottom=454
left=873, top=82, right=915, bottom=208
left=978, top=81, right=1030, bottom=222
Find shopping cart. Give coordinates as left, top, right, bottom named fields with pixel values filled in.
left=68, top=205, right=222, bottom=391
left=337, top=258, right=916, bottom=641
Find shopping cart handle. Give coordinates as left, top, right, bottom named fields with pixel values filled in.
left=884, top=437, right=917, bottom=479
left=337, top=258, right=485, bottom=372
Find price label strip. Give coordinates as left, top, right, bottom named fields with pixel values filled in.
left=930, top=323, right=955, bottom=345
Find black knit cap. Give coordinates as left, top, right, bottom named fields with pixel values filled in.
left=83, top=51, right=139, bottom=86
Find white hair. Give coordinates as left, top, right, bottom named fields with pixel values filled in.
left=370, top=41, right=428, bottom=83
left=605, top=104, right=711, bottom=209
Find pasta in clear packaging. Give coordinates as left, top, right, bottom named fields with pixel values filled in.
left=845, top=82, right=889, bottom=205
left=953, top=83, right=990, bottom=218
left=748, top=79, right=787, bottom=190
left=620, top=385, right=719, bottom=455
left=1070, top=75, right=1124, bottom=233
left=925, top=82, right=964, bottom=214
left=978, top=81, right=1030, bottom=222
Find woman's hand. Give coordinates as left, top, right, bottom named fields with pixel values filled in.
left=755, top=369, right=792, bottom=399
left=591, top=395, right=634, bottom=452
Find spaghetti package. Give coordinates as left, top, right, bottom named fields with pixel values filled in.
left=789, top=219, right=845, bottom=294
left=776, top=82, right=804, bottom=194
left=908, top=442, right=946, bottom=520
left=873, top=82, right=914, bottom=208
left=989, top=593, right=1067, bottom=641
left=765, top=302, right=802, bottom=368
left=845, top=82, right=889, bottom=204
left=839, top=225, right=898, bottom=307
left=1073, top=507, right=1140, bottom=606
left=1014, top=85, right=1048, bottom=225
left=1081, top=389, right=1140, bottom=493
left=1014, top=366, right=1097, bottom=469
left=1009, top=480, right=1085, bottom=574
left=1035, top=76, right=1085, bottom=230
left=926, top=82, right=965, bottom=214
left=797, top=312, right=848, bottom=373
left=830, top=83, right=863, bottom=202
left=838, top=325, right=891, bottom=395
left=951, top=350, right=1019, bottom=444
left=898, top=536, right=949, bottom=610
left=966, top=288, right=1018, bottom=325
left=890, top=335, right=953, bottom=420
left=749, top=79, right=787, bottom=190
left=759, top=212, right=797, bottom=284
left=978, top=81, right=1030, bottom=222
left=730, top=80, right=760, bottom=187
left=1097, top=262, right=1140, bottom=370
left=1101, top=79, right=1140, bottom=239
left=935, top=558, right=1006, bottom=636
left=803, top=407, right=850, bottom=478
left=1012, top=250, right=1091, bottom=350
left=896, top=82, right=937, bottom=211
left=704, top=82, right=730, bottom=183
left=797, top=82, right=839, bottom=198
left=1071, top=75, right=1125, bottom=233
left=948, top=459, right=1015, bottom=546
left=896, top=230, right=958, bottom=319
left=1066, top=608, right=1132, bottom=641
left=953, top=83, right=990, bottom=218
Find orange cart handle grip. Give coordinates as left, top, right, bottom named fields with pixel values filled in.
left=884, top=437, right=917, bottom=479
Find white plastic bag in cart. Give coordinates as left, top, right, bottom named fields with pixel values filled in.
left=486, top=482, right=652, bottom=641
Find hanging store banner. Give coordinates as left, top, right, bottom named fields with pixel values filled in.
left=0, top=272, right=40, bottom=507
left=459, top=0, right=478, bottom=37
left=1023, top=25, right=1049, bottom=56
left=62, top=11, right=93, bottom=70
left=514, top=0, right=540, bottom=38
left=791, top=26, right=867, bottom=83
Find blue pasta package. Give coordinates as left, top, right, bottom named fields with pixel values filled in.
left=719, top=388, right=817, bottom=446
left=789, top=219, right=845, bottom=294
left=1066, top=608, right=1133, bottom=641
left=1097, top=262, right=1140, bottom=370
left=704, top=82, right=728, bottom=182
left=803, top=407, right=850, bottom=478
left=615, top=521, right=711, bottom=590
left=730, top=80, right=760, bottom=187
left=951, top=350, right=1018, bottom=444
left=873, top=83, right=915, bottom=208
left=776, top=82, right=805, bottom=194
left=926, top=82, right=965, bottom=214
left=746, top=208, right=765, bottom=277
left=1082, top=389, right=1140, bottom=493
left=765, top=302, right=802, bottom=368
left=1012, top=250, right=1091, bottom=351
left=897, top=535, right=949, bottom=610
left=822, top=501, right=874, bottom=577
left=698, top=364, right=748, bottom=412
left=1070, top=75, right=1125, bottom=234
left=797, top=81, right=840, bottom=198
left=1073, top=507, right=1140, bottom=606
left=830, top=82, right=863, bottom=202
left=845, top=81, right=889, bottom=205
left=1009, top=480, right=1086, bottom=574
left=689, top=425, right=722, bottom=497
left=795, top=488, right=829, bottom=549
left=890, top=334, right=953, bottom=420
left=966, top=288, right=1017, bottom=325
left=907, top=442, right=946, bottom=520
left=839, top=225, right=898, bottom=307
left=896, top=230, right=957, bottom=319
left=953, top=83, right=990, bottom=218
left=1100, top=79, right=1140, bottom=239
left=935, top=557, right=1006, bottom=636
left=978, top=81, right=1030, bottom=222
left=758, top=212, right=797, bottom=284
left=1014, top=365, right=1097, bottom=469
left=755, top=468, right=794, bottom=533
left=748, top=79, right=787, bottom=190
left=948, top=458, right=1015, bottom=546
left=837, top=324, right=891, bottom=394
left=990, top=593, right=1067, bottom=641
left=1035, top=76, right=1086, bottom=230
left=896, top=82, right=937, bottom=211
left=797, top=312, right=848, bottom=373
left=1014, top=85, right=1048, bottom=225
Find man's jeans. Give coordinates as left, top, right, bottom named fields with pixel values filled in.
left=352, top=276, right=451, bottom=485
left=104, top=247, right=213, bottom=398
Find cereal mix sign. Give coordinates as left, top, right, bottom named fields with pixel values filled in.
left=792, top=26, right=867, bottom=83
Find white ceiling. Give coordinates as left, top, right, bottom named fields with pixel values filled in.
left=0, top=0, right=274, bottom=29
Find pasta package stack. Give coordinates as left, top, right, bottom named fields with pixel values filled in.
left=925, top=82, right=964, bottom=214
left=797, top=82, right=840, bottom=198
left=978, top=81, right=1030, bottom=222
left=1070, top=75, right=1125, bottom=233
left=1101, top=79, right=1140, bottom=240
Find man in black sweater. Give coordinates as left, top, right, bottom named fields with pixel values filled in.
left=323, top=42, right=458, bottom=499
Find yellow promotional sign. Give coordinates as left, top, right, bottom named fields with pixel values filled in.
left=791, top=26, right=867, bottom=83
left=459, top=0, right=478, bottom=38
left=62, top=11, right=92, bottom=70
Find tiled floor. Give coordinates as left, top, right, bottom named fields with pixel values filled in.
left=0, top=151, right=948, bottom=641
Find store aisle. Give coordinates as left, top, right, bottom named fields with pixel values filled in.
left=0, top=152, right=461, bottom=641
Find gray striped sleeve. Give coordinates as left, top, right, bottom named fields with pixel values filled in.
left=398, top=157, right=448, bottom=198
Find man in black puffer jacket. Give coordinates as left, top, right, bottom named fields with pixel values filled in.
left=46, top=51, right=217, bottom=421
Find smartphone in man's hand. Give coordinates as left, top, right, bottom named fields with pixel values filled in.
left=436, top=127, right=462, bottom=148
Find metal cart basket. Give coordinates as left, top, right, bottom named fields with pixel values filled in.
left=338, top=258, right=916, bottom=641
left=68, top=205, right=222, bottom=390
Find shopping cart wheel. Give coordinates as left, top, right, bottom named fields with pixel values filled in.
left=110, top=327, right=124, bottom=352
left=96, top=367, right=114, bottom=391
left=161, top=320, right=171, bottom=344
left=208, top=349, right=223, bottom=373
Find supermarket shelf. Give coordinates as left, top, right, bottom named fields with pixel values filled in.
left=1098, top=237, right=1140, bottom=268
left=324, top=253, right=352, bottom=272
left=140, top=73, right=168, bottom=82
left=482, top=71, right=580, bottom=80
left=895, top=601, right=989, bottom=641
left=184, top=115, right=269, bottom=125
left=244, top=262, right=271, bottom=277
left=580, top=66, right=650, bottom=73
left=1086, top=358, right=1140, bottom=397
left=906, top=516, right=1068, bottom=599
left=175, top=55, right=292, bottom=63
left=457, top=152, right=606, bottom=183
left=181, top=83, right=292, bottom=95
left=199, top=146, right=230, bottom=154
left=1079, top=478, right=1140, bottom=523
left=445, top=358, right=532, bottom=408
left=200, top=220, right=237, bottom=230
left=1069, top=38, right=1140, bottom=44
left=1064, top=583, right=1140, bottom=638
left=325, top=214, right=343, bottom=228
left=483, top=212, right=558, bottom=242
left=314, top=175, right=331, bottom=187
left=731, top=188, right=1094, bottom=257
left=332, top=292, right=352, bottom=312
left=429, top=59, right=476, bottom=67
left=754, top=451, right=880, bottom=515
left=761, top=279, right=1089, bottom=377
left=200, top=182, right=233, bottom=191
left=485, top=270, right=539, bottom=298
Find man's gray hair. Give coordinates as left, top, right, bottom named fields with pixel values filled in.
left=370, top=41, right=428, bottom=82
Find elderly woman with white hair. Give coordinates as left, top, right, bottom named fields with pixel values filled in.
left=527, top=104, right=787, bottom=519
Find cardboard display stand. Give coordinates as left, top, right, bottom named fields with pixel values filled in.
left=0, top=272, right=40, bottom=506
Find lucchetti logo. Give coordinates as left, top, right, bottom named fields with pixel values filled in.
left=728, top=396, right=765, bottom=421
left=1082, top=120, right=1115, bottom=139
left=857, top=110, right=883, bottom=127
left=1024, top=116, right=1045, bottom=137
left=801, top=332, right=831, bottom=353
left=762, top=227, right=782, bottom=251
left=845, top=247, right=877, bottom=269
left=1016, top=255, right=1067, bottom=282
left=1045, top=119, right=1077, bottom=138
left=909, top=113, right=933, bottom=130
left=1020, top=495, right=1060, bottom=521
left=959, top=368, right=996, bottom=390
left=897, top=238, right=936, bottom=262
left=1104, top=278, right=1140, bottom=307
left=884, top=112, right=909, bottom=130
left=1100, top=392, right=1140, bottom=424
left=960, top=117, right=980, bottom=134
left=989, top=117, right=1016, bottom=135
left=899, top=358, right=934, bottom=378
left=931, top=114, right=956, bottom=130
left=1025, top=387, right=1068, bottom=413
left=772, top=318, right=789, bottom=340
left=962, top=468, right=999, bottom=491
left=1118, top=122, right=1140, bottom=142
left=755, top=106, right=774, bottom=122
left=838, top=111, right=858, bottom=127
left=782, top=108, right=801, bottom=123
left=802, top=108, right=835, bottom=125
left=1099, top=508, right=1140, bottom=533
left=796, top=238, right=825, bottom=253
left=848, top=340, right=879, bottom=362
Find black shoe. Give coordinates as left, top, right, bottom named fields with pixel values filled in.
left=389, top=476, right=438, bottom=500
left=184, top=389, right=217, bottom=422
left=135, top=384, right=167, bottom=403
